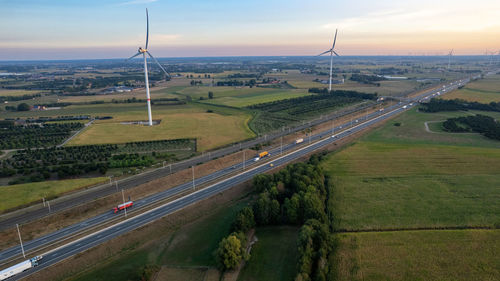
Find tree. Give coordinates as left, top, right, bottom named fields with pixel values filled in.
left=17, top=103, right=30, bottom=111
left=232, top=207, right=255, bottom=232
left=208, top=91, right=214, bottom=99
left=215, top=234, right=243, bottom=271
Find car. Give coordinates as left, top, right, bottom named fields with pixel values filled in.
left=269, top=163, right=274, bottom=167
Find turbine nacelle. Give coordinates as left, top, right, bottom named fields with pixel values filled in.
left=138, top=47, right=147, bottom=53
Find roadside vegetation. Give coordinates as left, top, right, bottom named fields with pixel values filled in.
left=0, top=177, right=107, bottom=213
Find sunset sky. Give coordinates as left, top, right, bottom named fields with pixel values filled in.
left=1, top=0, right=499, bottom=60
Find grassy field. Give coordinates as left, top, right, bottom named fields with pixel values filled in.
left=65, top=103, right=255, bottom=151
left=237, top=226, right=299, bottom=281
left=444, top=74, right=500, bottom=103
left=320, top=108, right=500, bottom=230
left=201, top=89, right=310, bottom=108
left=69, top=199, right=249, bottom=281
left=161, top=200, right=249, bottom=266
left=365, top=108, right=500, bottom=148
left=334, top=229, right=500, bottom=281
left=0, top=89, right=41, bottom=96
left=0, top=177, right=107, bottom=213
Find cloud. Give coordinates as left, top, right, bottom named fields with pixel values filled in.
left=119, top=0, right=158, bottom=6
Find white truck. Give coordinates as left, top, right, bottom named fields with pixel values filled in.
left=295, top=138, right=304, bottom=144
left=0, top=256, right=42, bottom=280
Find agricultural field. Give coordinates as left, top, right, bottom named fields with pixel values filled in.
left=334, top=229, right=500, bottom=281
left=237, top=226, right=299, bottom=281
left=443, top=74, right=500, bottom=103
left=67, top=103, right=254, bottom=151
left=320, top=109, right=500, bottom=230
left=0, top=177, right=107, bottom=213
left=0, top=89, right=41, bottom=96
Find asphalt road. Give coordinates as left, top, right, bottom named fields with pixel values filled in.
left=1, top=78, right=469, bottom=280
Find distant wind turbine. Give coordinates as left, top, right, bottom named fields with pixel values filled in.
left=318, top=29, right=340, bottom=91
left=127, top=8, right=169, bottom=126
left=447, top=49, right=453, bottom=70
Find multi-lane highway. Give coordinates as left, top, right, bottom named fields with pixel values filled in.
left=1, top=78, right=469, bottom=280
left=0, top=101, right=376, bottom=231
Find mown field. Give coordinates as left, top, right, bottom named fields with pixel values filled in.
left=65, top=103, right=255, bottom=151
left=237, top=226, right=299, bottom=281
left=0, top=177, right=107, bottom=213
left=443, top=74, right=500, bottom=103
left=320, top=103, right=500, bottom=280
left=335, top=229, right=500, bottom=281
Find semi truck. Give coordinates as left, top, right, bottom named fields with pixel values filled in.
left=113, top=201, right=133, bottom=213
left=253, top=151, right=270, bottom=161
left=0, top=256, right=43, bottom=281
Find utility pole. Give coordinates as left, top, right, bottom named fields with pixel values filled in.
left=121, top=189, right=127, bottom=218
left=115, top=181, right=118, bottom=192
left=47, top=200, right=51, bottom=213
left=16, top=224, right=26, bottom=258
left=192, top=166, right=195, bottom=190
left=42, top=197, right=45, bottom=207
left=280, top=136, right=283, bottom=155
left=242, top=150, right=246, bottom=170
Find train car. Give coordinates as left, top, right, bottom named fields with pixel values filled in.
left=113, top=201, right=133, bottom=213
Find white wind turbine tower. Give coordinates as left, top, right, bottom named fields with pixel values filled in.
left=127, top=8, right=169, bottom=126
left=318, top=29, right=340, bottom=91
left=447, top=49, right=453, bottom=70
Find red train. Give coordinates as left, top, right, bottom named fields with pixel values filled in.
left=113, top=201, right=133, bottom=213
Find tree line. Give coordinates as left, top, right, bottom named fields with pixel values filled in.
left=0, top=138, right=195, bottom=184
left=214, top=154, right=338, bottom=280
left=443, top=114, right=500, bottom=141
left=421, top=98, right=500, bottom=113
left=0, top=122, right=83, bottom=149
left=349, top=74, right=386, bottom=86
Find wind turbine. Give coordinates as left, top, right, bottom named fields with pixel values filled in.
left=127, top=8, right=169, bottom=126
left=447, top=49, right=453, bottom=70
left=318, top=29, right=340, bottom=91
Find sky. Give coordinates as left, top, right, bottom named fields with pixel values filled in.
left=0, top=0, right=499, bottom=60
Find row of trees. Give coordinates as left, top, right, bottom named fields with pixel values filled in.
left=0, top=122, right=83, bottom=149
left=421, top=98, right=500, bottom=113
left=214, top=155, right=338, bottom=280
left=349, top=74, right=386, bottom=85
left=443, top=114, right=500, bottom=140
left=307, top=88, right=378, bottom=100
left=1, top=138, right=195, bottom=184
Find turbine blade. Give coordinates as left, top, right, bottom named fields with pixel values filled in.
left=147, top=51, right=170, bottom=77
left=332, top=29, right=338, bottom=49
left=333, top=50, right=340, bottom=57
left=126, top=52, right=141, bottom=61
left=317, top=50, right=331, bottom=56
left=145, top=8, right=149, bottom=49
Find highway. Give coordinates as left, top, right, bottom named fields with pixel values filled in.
left=0, top=101, right=375, bottom=231
left=1, top=78, right=469, bottom=280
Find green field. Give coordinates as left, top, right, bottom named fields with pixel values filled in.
left=320, top=108, right=500, bottom=230
left=0, top=177, right=107, bottom=213
left=365, top=108, right=500, bottom=148
left=162, top=200, right=249, bottom=266
left=237, top=226, right=299, bottom=281
left=69, top=199, right=248, bottom=281
left=444, top=74, right=500, bottom=103
left=201, top=89, right=310, bottom=108
left=335, top=229, right=500, bottom=281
